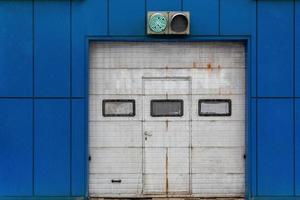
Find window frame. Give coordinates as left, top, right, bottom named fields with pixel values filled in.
left=150, top=99, right=184, bottom=117
left=102, top=99, right=136, bottom=117
left=198, top=99, right=232, bottom=117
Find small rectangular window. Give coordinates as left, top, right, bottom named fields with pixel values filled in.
left=199, top=99, right=231, bottom=116
left=151, top=100, right=183, bottom=117
left=102, top=100, right=135, bottom=117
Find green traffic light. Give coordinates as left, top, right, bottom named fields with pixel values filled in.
left=149, top=13, right=168, bottom=33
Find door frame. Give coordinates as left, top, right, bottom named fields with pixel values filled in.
left=85, top=36, right=253, bottom=199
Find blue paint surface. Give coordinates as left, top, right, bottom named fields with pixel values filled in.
left=183, top=0, right=219, bottom=35
left=71, top=99, right=86, bottom=196
left=257, top=1, right=294, bottom=97
left=34, top=1, right=70, bottom=97
left=109, top=0, right=145, bottom=35
left=34, top=99, right=70, bottom=195
left=297, top=1, right=300, bottom=195
left=147, top=0, right=181, bottom=11
left=257, top=99, right=294, bottom=195
left=0, top=1, right=33, bottom=97
left=249, top=98, right=257, bottom=196
left=0, top=99, right=33, bottom=196
left=296, top=2, right=300, bottom=97
left=0, top=0, right=299, bottom=199
left=296, top=99, right=300, bottom=195
left=220, top=0, right=255, bottom=35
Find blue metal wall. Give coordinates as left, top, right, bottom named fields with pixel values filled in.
left=0, top=0, right=299, bottom=199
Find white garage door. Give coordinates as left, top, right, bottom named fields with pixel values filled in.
left=89, top=42, right=245, bottom=198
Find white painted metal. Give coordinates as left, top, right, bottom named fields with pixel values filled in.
left=142, top=78, right=191, bottom=195
left=89, top=68, right=245, bottom=95
left=89, top=42, right=245, bottom=198
left=90, top=42, right=245, bottom=69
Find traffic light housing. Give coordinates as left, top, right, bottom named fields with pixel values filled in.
left=147, top=11, right=190, bottom=35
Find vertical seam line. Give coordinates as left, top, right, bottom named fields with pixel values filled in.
left=293, top=0, right=296, bottom=195
left=32, top=0, right=35, bottom=196
left=69, top=0, right=73, bottom=196
left=255, top=0, right=258, bottom=195
left=294, top=0, right=296, bottom=98
left=256, top=0, right=258, bottom=98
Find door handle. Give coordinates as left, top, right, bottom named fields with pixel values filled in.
left=144, top=131, right=152, bottom=137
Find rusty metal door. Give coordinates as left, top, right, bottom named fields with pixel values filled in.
left=142, top=77, right=192, bottom=195
left=89, top=42, right=245, bottom=198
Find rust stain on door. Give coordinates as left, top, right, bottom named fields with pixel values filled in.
left=165, top=120, right=169, bottom=131
left=165, top=148, right=169, bottom=195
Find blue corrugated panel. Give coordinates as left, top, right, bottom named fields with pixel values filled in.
left=34, top=1, right=70, bottom=97
left=34, top=99, right=70, bottom=195
left=257, top=1, right=294, bottom=97
left=250, top=98, right=257, bottom=196
left=0, top=99, right=33, bottom=196
left=72, top=0, right=107, bottom=97
left=71, top=99, right=86, bottom=196
left=183, top=0, right=219, bottom=35
left=109, top=0, right=145, bottom=35
left=296, top=99, right=300, bottom=195
left=296, top=2, right=300, bottom=97
left=0, top=1, right=33, bottom=97
left=296, top=3, right=300, bottom=195
left=0, top=0, right=300, bottom=199
left=257, top=99, right=294, bottom=195
left=250, top=35, right=257, bottom=97
left=147, top=0, right=181, bottom=11
left=220, top=0, right=255, bottom=36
